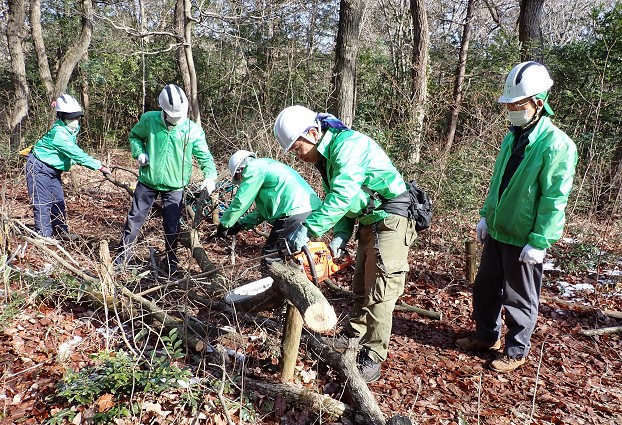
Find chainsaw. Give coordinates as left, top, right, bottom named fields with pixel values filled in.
left=223, top=241, right=353, bottom=303
left=288, top=241, right=353, bottom=285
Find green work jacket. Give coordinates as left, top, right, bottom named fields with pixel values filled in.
left=305, top=128, right=408, bottom=239
left=220, top=158, right=322, bottom=229
left=32, top=120, right=101, bottom=171
left=129, top=111, right=217, bottom=191
left=481, top=116, right=578, bottom=250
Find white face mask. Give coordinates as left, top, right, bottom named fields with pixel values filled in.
left=66, top=119, right=80, bottom=130
left=507, top=110, right=534, bottom=127
left=162, top=111, right=184, bottom=127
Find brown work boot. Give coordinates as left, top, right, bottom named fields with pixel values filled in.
left=455, top=335, right=501, bottom=351
left=489, top=355, right=526, bottom=373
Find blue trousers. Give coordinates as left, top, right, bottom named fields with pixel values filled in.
left=25, top=154, right=68, bottom=237
left=118, top=182, right=184, bottom=265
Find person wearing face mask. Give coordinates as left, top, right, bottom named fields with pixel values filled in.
left=25, top=94, right=111, bottom=241
left=455, top=61, right=578, bottom=373
left=273, top=105, right=417, bottom=383
left=115, top=84, right=217, bottom=274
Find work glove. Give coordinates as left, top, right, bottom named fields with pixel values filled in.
left=137, top=153, right=149, bottom=167
left=200, top=177, right=216, bottom=194
left=215, top=224, right=229, bottom=238
left=519, top=244, right=546, bottom=265
left=216, top=223, right=243, bottom=238
left=99, top=165, right=112, bottom=175
left=476, top=217, right=488, bottom=244
left=329, top=233, right=349, bottom=259
left=286, top=224, right=309, bottom=253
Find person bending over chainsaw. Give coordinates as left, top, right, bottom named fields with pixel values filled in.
left=115, top=84, right=217, bottom=275
left=25, top=94, right=111, bottom=242
left=216, top=150, right=322, bottom=267
left=273, top=105, right=417, bottom=383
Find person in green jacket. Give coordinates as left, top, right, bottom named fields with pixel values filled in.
left=115, top=84, right=217, bottom=274
left=25, top=94, right=111, bottom=240
left=273, top=105, right=417, bottom=383
left=456, top=62, right=578, bottom=373
left=215, top=150, right=322, bottom=263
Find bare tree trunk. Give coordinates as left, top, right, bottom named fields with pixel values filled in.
left=519, top=0, right=544, bottom=62
left=81, top=52, right=91, bottom=132
left=6, top=0, right=29, bottom=151
left=175, top=0, right=200, bottom=123
left=54, top=0, right=94, bottom=96
left=443, top=0, right=478, bottom=157
left=30, top=0, right=54, bottom=100
left=183, top=0, right=200, bottom=124
left=330, top=0, right=368, bottom=127
left=409, top=0, right=429, bottom=164
left=598, top=141, right=622, bottom=214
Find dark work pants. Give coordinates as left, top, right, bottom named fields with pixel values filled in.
left=261, top=212, right=312, bottom=270
left=118, top=182, right=184, bottom=264
left=472, top=235, right=543, bottom=359
left=25, top=154, right=68, bottom=237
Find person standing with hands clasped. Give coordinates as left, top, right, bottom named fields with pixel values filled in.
left=115, top=84, right=217, bottom=274
left=215, top=150, right=322, bottom=266
left=273, top=105, right=417, bottom=383
left=25, top=94, right=111, bottom=241
left=456, top=62, right=578, bottom=373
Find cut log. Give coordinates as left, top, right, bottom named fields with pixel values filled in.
left=267, top=261, right=337, bottom=332
left=280, top=302, right=303, bottom=382
left=465, top=239, right=477, bottom=283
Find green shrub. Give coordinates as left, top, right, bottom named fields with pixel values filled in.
left=47, top=328, right=192, bottom=424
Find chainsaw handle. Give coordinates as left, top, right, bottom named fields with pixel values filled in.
left=301, top=244, right=319, bottom=285
left=331, top=251, right=354, bottom=274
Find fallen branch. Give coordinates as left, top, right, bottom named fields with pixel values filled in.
left=243, top=379, right=353, bottom=418
left=579, top=325, right=622, bottom=336
left=542, top=296, right=622, bottom=320
left=324, top=278, right=443, bottom=320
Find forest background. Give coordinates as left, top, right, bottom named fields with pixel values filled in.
left=2, top=0, right=621, bottom=217
left=1, top=0, right=622, bottom=424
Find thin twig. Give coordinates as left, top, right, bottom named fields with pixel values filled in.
left=217, top=350, right=235, bottom=425
left=528, top=337, right=547, bottom=424
left=477, top=372, right=482, bottom=425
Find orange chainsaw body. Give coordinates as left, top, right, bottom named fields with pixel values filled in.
left=292, top=241, right=352, bottom=283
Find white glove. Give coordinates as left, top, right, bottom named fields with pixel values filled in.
left=200, top=178, right=216, bottom=194
left=476, top=218, right=488, bottom=244
left=137, top=153, right=149, bottom=167
left=329, top=233, right=349, bottom=259
left=519, top=244, right=546, bottom=265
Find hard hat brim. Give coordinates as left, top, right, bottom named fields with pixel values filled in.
left=63, top=111, right=84, bottom=119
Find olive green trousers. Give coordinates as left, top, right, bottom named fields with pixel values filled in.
left=347, top=214, right=416, bottom=363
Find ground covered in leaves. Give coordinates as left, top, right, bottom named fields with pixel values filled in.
left=1, top=152, right=621, bottom=425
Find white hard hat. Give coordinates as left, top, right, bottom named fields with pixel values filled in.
left=273, top=105, right=318, bottom=152
left=498, top=61, right=554, bottom=104
left=158, top=84, right=188, bottom=118
left=228, top=150, right=257, bottom=182
left=54, top=94, right=83, bottom=119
